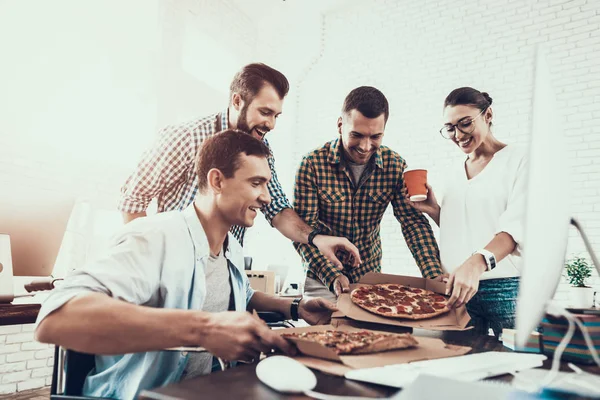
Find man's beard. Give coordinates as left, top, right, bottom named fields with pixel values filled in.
left=236, top=103, right=269, bottom=139
left=236, top=104, right=251, bottom=133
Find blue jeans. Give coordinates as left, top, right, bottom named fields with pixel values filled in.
left=466, top=277, right=520, bottom=338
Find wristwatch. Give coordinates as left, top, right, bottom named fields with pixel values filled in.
left=473, top=249, right=497, bottom=271
left=307, top=229, right=321, bottom=248
left=290, top=298, right=302, bottom=321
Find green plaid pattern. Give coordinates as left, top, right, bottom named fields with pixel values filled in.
left=293, top=138, right=442, bottom=290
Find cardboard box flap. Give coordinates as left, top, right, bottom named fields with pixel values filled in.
left=358, top=272, right=446, bottom=294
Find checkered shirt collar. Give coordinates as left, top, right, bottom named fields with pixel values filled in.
left=327, top=137, right=384, bottom=170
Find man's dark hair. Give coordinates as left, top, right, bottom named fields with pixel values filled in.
left=443, top=87, right=493, bottom=112
left=229, top=63, right=289, bottom=103
left=197, top=129, right=271, bottom=191
left=342, top=86, right=389, bottom=123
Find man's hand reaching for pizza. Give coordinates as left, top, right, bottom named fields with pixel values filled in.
left=333, top=275, right=350, bottom=297
left=298, top=298, right=338, bottom=325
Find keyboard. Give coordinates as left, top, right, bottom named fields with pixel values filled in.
left=345, top=351, right=547, bottom=388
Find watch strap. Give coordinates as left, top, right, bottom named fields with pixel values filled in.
left=307, top=229, right=320, bottom=248
left=290, top=298, right=301, bottom=321
left=473, top=249, right=497, bottom=271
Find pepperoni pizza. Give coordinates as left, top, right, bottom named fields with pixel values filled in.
left=350, top=284, right=450, bottom=320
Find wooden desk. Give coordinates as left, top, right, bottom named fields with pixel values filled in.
left=140, top=329, right=600, bottom=400
left=0, top=303, right=40, bottom=325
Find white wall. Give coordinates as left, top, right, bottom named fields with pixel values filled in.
left=1, top=0, right=162, bottom=393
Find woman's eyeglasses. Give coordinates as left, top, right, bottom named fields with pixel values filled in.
left=439, top=108, right=487, bottom=140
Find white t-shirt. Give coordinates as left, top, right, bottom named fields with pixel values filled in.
left=439, top=145, right=528, bottom=280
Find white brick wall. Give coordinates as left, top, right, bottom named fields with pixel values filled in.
left=0, top=324, right=54, bottom=395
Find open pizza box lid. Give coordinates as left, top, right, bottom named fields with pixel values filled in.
left=277, top=324, right=471, bottom=376
left=332, top=272, right=471, bottom=331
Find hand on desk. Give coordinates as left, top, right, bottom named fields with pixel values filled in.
left=199, top=311, right=296, bottom=362
left=299, top=298, right=338, bottom=325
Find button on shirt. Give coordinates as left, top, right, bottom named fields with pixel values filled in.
left=293, top=138, right=442, bottom=289
left=117, top=109, right=292, bottom=245
left=35, top=205, right=255, bottom=400
left=439, top=145, right=528, bottom=280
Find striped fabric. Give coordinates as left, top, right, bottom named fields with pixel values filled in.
left=293, top=137, right=442, bottom=290
left=117, top=109, right=291, bottom=244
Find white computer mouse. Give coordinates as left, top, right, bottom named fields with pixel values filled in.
left=256, top=355, right=317, bottom=393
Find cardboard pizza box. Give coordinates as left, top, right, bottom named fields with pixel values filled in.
left=278, top=324, right=471, bottom=376
left=332, top=272, right=471, bottom=331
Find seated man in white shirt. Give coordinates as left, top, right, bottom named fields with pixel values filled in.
left=35, top=130, right=336, bottom=400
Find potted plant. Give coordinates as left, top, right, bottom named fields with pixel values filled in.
left=564, top=256, right=595, bottom=308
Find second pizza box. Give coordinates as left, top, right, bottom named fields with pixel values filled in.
left=333, top=272, right=471, bottom=331
left=277, top=324, right=471, bottom=376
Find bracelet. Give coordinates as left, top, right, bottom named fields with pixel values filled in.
left=290, top=298, right=302, bottom=321
left=307, top=229, right=320, bottom=248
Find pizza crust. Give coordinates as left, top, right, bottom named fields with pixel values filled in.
left=351, top=333, right=418, bottom=354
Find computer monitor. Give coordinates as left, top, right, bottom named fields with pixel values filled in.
left=0, top=186, right=74, bottom=276
left=515, top=46, right=600, bottom=347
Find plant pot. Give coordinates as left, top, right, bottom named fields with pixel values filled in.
left=568, top=286, right=596, bottom=308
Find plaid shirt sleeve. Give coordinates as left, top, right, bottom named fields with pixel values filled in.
left=292, top=156, right=344, bottom=289
left=262, top=139, right=292, bottom=225
left=392, top=159, right=443, bottom=279
left=117, top=126, right=193, bottom=213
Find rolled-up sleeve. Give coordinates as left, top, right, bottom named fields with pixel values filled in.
left=496, top=154, right=529, bottom=254
left=36, top=226, right=164, bottom=327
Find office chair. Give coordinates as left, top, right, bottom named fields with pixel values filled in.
left=50, top=346, right=100, bottom=399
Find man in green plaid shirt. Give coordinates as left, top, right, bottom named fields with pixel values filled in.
left=293, top=86, right=443, bottom=301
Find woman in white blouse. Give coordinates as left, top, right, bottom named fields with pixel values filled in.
left=410, top=87, right=528, bottom=337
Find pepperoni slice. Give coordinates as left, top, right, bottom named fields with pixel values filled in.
left=432, top=303, right=446, bottom=309
left=377, top=306, right=392, bottom=313
left=411, top=288, right=423, bottom=294
left=387, top=285, right=400, bottom=290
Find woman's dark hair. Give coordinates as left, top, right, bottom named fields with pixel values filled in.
left=444, top=87, right=493, bottom=112
left=229, top=63, right=289, bottom=103
left=196, top=129, right=270, bottom=191
left=342, top=86, right=389, bottom=123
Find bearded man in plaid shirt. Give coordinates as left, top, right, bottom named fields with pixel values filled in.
left=294, top=86, right=443, bottom=301
left=118, top=63, right=360, bottom=267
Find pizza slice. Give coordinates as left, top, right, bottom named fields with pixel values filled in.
left=281, top=330, right=418, bottom=355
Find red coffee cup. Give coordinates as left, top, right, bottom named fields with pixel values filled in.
left=404, top=169, right=428, bottom=202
